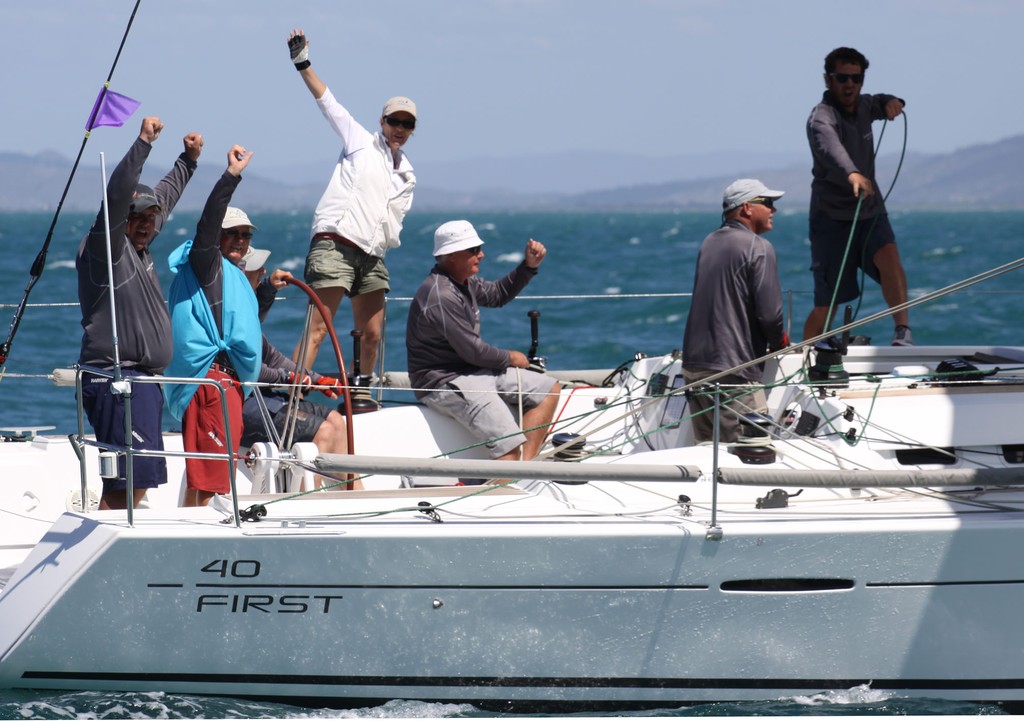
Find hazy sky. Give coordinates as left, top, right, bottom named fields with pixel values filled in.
left=7, top=0, right=1021, bottom=176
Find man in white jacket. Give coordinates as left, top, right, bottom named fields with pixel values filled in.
left=286, top=29, right=417, bottom=409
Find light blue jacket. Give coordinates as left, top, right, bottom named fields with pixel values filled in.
left=163, top=239, right=261, bottom=420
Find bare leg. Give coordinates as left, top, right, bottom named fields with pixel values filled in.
left=873, top=243, right=910, bottom=328
left=803, top=306, right=833, bottom=341
left=349, top=290, right=386, bottom=377
left=294, top=286, right=346, bottom=370
left=183, top=488, right=216, bottom=507
left=496, top=382, right=562, bottom=461
left=311, top=411, right=363, bottom=490
left=99, top=487, right=148, bottom=510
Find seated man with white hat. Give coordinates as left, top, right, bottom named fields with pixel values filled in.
left=406, top=220, right=561, bottom=470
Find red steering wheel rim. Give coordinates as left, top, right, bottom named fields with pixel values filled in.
left=283, top=276, right=355, bottom=454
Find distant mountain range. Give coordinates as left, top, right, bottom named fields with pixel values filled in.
left=2, top=135, right=1023, bottom=213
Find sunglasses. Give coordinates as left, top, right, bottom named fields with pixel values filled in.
left=384, top=116, right=416, bottom=130
left=748, top=197, right=776, bottom=210
left=829, top=72, right=864, bottom=85
left=464, top=245, right=483, bottom=256
left=222, top=229, right=253, bottom=240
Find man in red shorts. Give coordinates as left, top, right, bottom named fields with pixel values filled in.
left=164, top=146, right=261, bottom=507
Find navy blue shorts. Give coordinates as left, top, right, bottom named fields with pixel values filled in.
left=240, top=391, right=331, bottom=447
left=809, top=212, right=896, bottom=307
left=80, top=369, right=167, bottom=493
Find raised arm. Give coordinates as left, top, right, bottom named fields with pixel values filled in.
left=151, top=130, right=204, bottom=236
left=189, top=145, right=253, bottom=286
left=85, top=116, right=163, bottom=260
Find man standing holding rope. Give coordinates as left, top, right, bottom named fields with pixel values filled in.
left=804, top=46, right=910, bottom=345
left=406, top=221, right=561, bottom=466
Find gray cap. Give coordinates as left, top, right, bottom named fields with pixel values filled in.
left=722, top=179, right=784, bottom=213
left=130, top=184, right=160, bottom=213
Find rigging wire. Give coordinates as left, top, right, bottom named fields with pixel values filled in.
left=0, top=0, right=143, bottom=372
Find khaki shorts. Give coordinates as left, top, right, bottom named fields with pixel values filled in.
left=304, top=237, right=390, bottom=297
left=421, top=368, right=557, bottom=459
left=682, top=368, right=767, bottom=444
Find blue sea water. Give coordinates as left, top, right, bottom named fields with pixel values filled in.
left=0, top=208, right=1022, bottom=718
left=3, top=208, right=1023, bottom=438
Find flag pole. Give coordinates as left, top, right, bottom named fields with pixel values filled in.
left=0, top=0, right=143, bottom=370
left=98, top=151, right=137, bottom=521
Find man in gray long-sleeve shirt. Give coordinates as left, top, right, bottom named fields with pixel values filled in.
left=682, top=179, right=787, bottom=444
left=407, top=220, right=561, bottom=463
left=76, top=116, right=202, bottom=510
left=804, top=46, right=910, bottom=346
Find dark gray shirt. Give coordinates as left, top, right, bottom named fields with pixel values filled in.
left=252, top=281, right=308, bottom=385
left=189, top=171, right=242, bottom=332
left=76, top=138, right=196, bottom=372
left=807, top=90, right=902, bottom=221
left=406, top=263, right=536, bottom=398
left=682, top=219, right=784, bottom=382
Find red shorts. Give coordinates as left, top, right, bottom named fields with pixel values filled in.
left=182, top=368, right=244, bottom=494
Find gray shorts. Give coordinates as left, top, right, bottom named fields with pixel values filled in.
left=421, top=368, right=556, bottom=459
left=304, top=236, right=390, bottom=297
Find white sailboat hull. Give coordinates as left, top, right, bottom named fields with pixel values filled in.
left=1, top=488, right=1022, bottom=709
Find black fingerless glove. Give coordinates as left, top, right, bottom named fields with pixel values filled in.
left=288, top=34, right=310, bottom=71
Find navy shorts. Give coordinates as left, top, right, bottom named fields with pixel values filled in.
left=809, top=212, right=896, bottom=307
left=80, top=369, right=167, bottom=493
left=240, top=391, right=331, bottom=447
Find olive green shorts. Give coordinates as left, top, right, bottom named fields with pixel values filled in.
left=304, top=237, right=390, bottom=297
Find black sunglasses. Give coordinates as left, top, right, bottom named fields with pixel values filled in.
left=464, top=245, right=483, bottom=256
left=384, top=116, right=416, bottom=130
left=748, top=197, right=776, bottom=210
left=222, top=229, right=253, bottom=240
left=829, top=72, right=864, bottom=85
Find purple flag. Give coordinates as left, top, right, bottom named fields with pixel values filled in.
left=85, top=87, right=141, bottom=130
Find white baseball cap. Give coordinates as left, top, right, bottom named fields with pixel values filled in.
left=721, top=179, right=785, bottom=213
left=222, top=206, right=258, bottom=230
left=433, top=220, right=484, bottom=256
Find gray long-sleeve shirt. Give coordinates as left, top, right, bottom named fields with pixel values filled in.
left=807, top=90, right=902, bottom=221
left=252, top=280, right=320, bottom=385
left=406, top=263, right=536, bottom=398
left=682, top=219, right=784, bottom=383
left=76, top=138, right=197, bottom=372
left=188, top=171, right=243, bottom=332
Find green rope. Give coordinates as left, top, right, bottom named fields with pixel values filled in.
left=825, top=111, right=909, bottom=334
